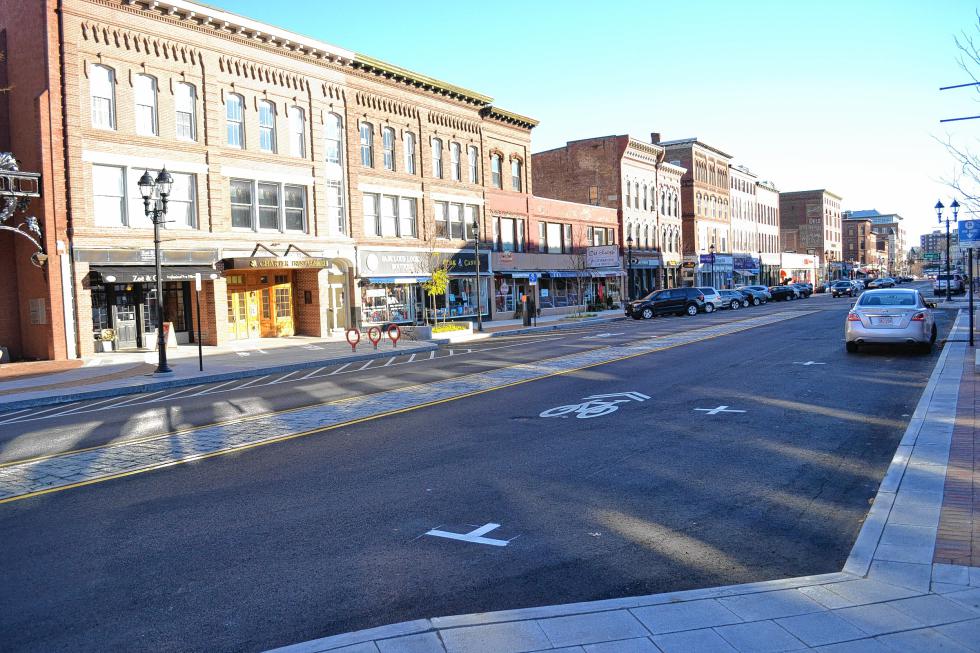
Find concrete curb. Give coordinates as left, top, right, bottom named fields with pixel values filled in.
left=487, top=314, right=626, bottom=337
left=0, top=343, right=438, bottom=412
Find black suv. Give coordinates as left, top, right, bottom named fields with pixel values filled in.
left=626, top=288, right=706, bottom=319
left=831, top=281, right=857, bottom=297
left=768, top=285, right=798, bottom=301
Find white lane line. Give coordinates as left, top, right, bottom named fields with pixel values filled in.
left=356, top=360, right=374, bottom=371
left=383, top=357, right=396, bottom=367
left=188, top=379, right=241, bottom=396
left=106, top=391, right=165, bottom=408
left=429, top=351, right=436, bottom=360
left=298, top=367, right=326, bottom=380
left=0, top=403, right=80, bottom=424
left=268, top=371, right=300, bottom=385
left=0, top=408, right=31, bottom=419
left=234, top=375, right=270, bottom=390
left=407, top=353, right=418, bottom=363
left=39, top=396, right=127, bottom=418
left=328, top=362, right=352, bottom=375
left=425, top=523, right=510, bottom=547
left=148, top=386, right=203, bottom=403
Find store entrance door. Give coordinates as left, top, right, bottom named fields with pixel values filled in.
left=112, top=306, right=138, bottom=349
left=259, top=288, right=274, bottom=337
left=246, top=290, right=261, bottom=339
left=227, top=291, right=249, bottom=340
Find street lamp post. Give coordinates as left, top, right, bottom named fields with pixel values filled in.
left=626, top=235, right=634, bottom=300
left=936, top=199, right=960, bottom=302
left=472, top=217, right=483, bottom=332
left=137, top=168, right=174, bottom=374
left=709, top=243, right=716, bottom=287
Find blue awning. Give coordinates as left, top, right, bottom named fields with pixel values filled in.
left=546, top=271, right=581, bottom=278
left=366, top=276, right=428, bottom=283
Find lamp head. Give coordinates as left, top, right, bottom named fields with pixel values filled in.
left=137, top=170, right=155, bottom=200
left=952, top=198, right=960, bottom=221
left=155, top=168, right=174, bottom=197
left=626, top=234, right=633, bottom=246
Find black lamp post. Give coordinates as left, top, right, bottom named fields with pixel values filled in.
left=626, top=234, right=634, bottom=300
left=138, top=168, right=174, bottom=374
left=709, top=243, right=716, bottom=287
left=936, top=198, right=959, bottom=302
left=473, top=217, right=483, bottom=332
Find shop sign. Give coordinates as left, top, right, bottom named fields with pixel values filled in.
left=586, top=245, right=619, bottom=268
left=699, top=254, right=716, bottom=264
left=224, top=257, right=331, bottom=269
left=359, top=249, right=488, bottom=276
left=500, top=251, right=514, bottom=263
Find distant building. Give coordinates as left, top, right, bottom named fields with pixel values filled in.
left=755, top=180, right=782, bottom=285
left=844, top=210, right=907, bottom=275
left=779, top=190, right=843, bottom=278
left=843, top=215, right=884, bottom=274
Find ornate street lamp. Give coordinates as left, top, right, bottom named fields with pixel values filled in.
left=709, top=243, right=716, bottom=287
left=936, top=199, right=959, bottom=302
left=626, top=234, right=634, bottom=300
left=0, top=153, right=44, bottom=266
left=137, top=168, right=174, bottom=374
left=472, top=217, right=483, bottom=332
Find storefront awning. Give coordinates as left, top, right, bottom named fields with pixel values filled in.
left=590, top=270, right=625, bottom=277
left=91, top=265, right=219, bottom=283
left=546, top=271, right=581, bottom=278
left=366, top=276, right=429, bottom=284
left=735, top=269, right=760, bottom=276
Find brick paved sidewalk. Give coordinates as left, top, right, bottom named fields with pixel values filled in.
left=267, top=312, right=980, bottom=653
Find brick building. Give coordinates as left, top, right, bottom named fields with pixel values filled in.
left=0, top=0, right=539, bottom=360
left=755, top=179, right=781, bottom=285
left=531, top=134, right=684, bottom=298
left=658, top=137, right=732, bottom=287
left=844, top=210, right=908, bottom=276
left=843, top=215, right=884, bottom=274
left=779, top=189, right=843, bottom=278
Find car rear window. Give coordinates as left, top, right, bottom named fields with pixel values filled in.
left=858, top=292, right=917, bottom=307
left=697, top=287, right=715, bottom=294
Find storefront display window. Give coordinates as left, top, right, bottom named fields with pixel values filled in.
left=361, top=283, right=416, bottom=324
left=495, top=276, right=515, bottom=312
left=428, top=278, right=488, bottom=321
left=538, top=278, right=582, bottom=309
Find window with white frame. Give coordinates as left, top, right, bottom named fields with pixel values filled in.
left=539, top=221, right=570, bottom=254
left=360, top=122, right=373, bottom=167
left=92, top=165, right=125, bottom=226
left=363, top=192, right=380, bottom=236
left=381, top=195, right=398, bottom=237
left=468, top=146, right=479, bottom=183
left=259, top=101, right=277, bottom=153
left=495, top=216, right=525, bottom=252
left=226, top=93, right=244, bottom=148
left=90, top=65, right=115, bottom=130
left=230, top=178, right=306, bottom=232
left=450, top=142, right=461, bottom=181
left=141, top=170, right=196, bottom=229
left=325, top=112, right=343, bottom=165
left=432, top=138, right=443, bottom=179
left=464, top=205, right=479, bottom=241
left=326, top=180, right=345, bottom=235
left=448, top=203, right=465, bottom=239
left=434, top=201, right=449, bottom=238
left=511, top=159, right=522, bottom=191
left=399, top=197, right=417, bottom=237
left=491, top=154, right=502, bottom=188
left=289, top=106, right=306, bottom=158
left=174, top=82, right=196, bottom=141
left=382, top=127, right=395, bottom=171
left=134, top=74, right=158, bottom=136
left=404, top=131, right=416, bottom=174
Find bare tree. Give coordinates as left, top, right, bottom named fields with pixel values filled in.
left=939, top=13, right=980, bottom=211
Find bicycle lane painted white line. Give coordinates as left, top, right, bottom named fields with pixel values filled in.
left=0, top=310, right=816, bottom=503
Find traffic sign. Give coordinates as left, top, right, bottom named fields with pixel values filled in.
left=528, top=272, right=538, bottom=285
left=924, top=252, right=940, bottom=261
left=959, top=220, right=980, bottom=247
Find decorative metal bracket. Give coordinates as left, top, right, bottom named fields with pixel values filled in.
left=0, top=152, right=44, bottom=266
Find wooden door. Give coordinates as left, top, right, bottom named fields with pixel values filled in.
left=246, top=290, right=261, bottom=339
left=259, top=288, right=275, bottom=337
left=272, top=283, right=294, bottom=336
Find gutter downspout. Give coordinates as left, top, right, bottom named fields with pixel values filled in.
left=56, top=0, right=80, bottom=359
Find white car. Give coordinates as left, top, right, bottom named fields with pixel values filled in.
left=845, top=289, right=937, bottom=353
left=697, top=287, right=724, bottom=313
left=852, top=279, right=866, bottom=291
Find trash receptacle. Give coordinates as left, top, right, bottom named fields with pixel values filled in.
left=522, top=296, right=532, bottom=326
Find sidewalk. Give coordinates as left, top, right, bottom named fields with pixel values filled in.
left=0, top=310, right=625, bottom=412
left=269, top=312, right=980, bottom=653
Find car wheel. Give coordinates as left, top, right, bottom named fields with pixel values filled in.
left=686, top=304, right=698, bottom=316
left=742, top=299, right=750, bottom=308
left=846, top=341, right=859, bottom=353
left=752, top=297, right=761, bottom=306
left=731, top=300, right=740, bottom=310
left=641, top=308, right=654, bottom=320
left=704, top=303, right=715, bottom=313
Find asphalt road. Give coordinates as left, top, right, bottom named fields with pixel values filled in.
left=0, top=288, right=959, bottom=652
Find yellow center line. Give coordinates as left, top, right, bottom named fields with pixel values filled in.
left=0, top=311, right=814, bottom=505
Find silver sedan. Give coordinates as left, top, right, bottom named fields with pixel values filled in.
left=845, top=289, right=937, bottom=353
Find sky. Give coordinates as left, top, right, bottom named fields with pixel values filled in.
left=209, top=0, right=979, bottom=243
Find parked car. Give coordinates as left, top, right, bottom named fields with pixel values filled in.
left=867, top=277, right=896, bottom=289
left=845, top=288, right=937, bottom=353
left=831, top=281, right=858, bottom=298
left=739, top=285, right=774, bottom=299
left=768, top=285, right=798, bottom=301
left=626, top=287, right=706, bottom=319
left=739, top=287, right=769, bottom=306
left=790, top=283, right=812, bottom=298
left=718, top=289, right=750, bottom=309
left=852, top=279, right=866, bottom=291
left=697, top=287, right=724, bottom=313
left=934, top=273, right=965, bottom=296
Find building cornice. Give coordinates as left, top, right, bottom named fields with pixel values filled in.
left=353, top=54, right=493, bottom=106
left=480, top=106, right=539, bottom=129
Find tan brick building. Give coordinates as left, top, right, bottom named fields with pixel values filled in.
left=0, top=0, right=539, bottom=360
left=779, top=189, right=843, bottom=278
left=658, top=137, right=731, bottom=287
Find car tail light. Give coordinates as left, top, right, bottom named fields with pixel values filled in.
left=847, top=312, right=861, bottom=322
left=911, top=312, right=926, bottom=321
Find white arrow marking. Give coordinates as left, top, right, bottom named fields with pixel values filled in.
left=694, top=405, right=747, bottom=415
left=583, top=332, right=625, bottom=339
left=793, top=361, right=826, bottom=366
left=425, top=523, right=510, bottom=547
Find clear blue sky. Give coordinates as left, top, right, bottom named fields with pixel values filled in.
left=211, top=0, right=977, bottom=242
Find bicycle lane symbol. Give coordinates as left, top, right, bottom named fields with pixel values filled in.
left=539, top=392, right=651, bottom=419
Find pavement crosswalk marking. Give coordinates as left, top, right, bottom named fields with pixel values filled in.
left=0, top=310, right=816, bottom=502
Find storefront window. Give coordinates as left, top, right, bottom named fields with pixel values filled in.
left=361, top=283, right=415, bottom=324
left=91, top=287, right=108, bottom=334
left=274, top=287, right=292, bottom=318
left=428, top=278, right=488, bottom=321
left=495, top=276, right=515, bottom=312
left=162, top=283, right=186, bottom=332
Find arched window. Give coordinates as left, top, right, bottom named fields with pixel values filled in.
left=431, top=138, right=443, bottom=178
left=511, top=158, right=522, bottom=191
left=450, top=142, right=461, bottom=181
left=134, top=74, right=158, bottom=136
left=325, top=113, right=344, bottom=165
left=290, top=107, right=306, bottom=158
left=642, top=184, right=648, bottom=211
left=643, top=225, right=649, bottom=249
left=226, top=93, right=244, bottom=148
left=660, top=188, right=666, bottom=213
left=633, top=182, right=640, bottom=209
left=90, top=64, right=116, bottom=129
left=625, top=181, right=631, bottom=207
left=360, top=122, right=374, bottom=167
left=491, top=154, right=502, bottom=188
left=673, top=193, right=678, bottom=217
left=174, top=82, right=196, bottom=141
left=403, top=131, right=416, bottom=174
left=382, top=127, right=395, bottom=171
left=259, top=100, right=277, bottom=152
left=468, top=146, right=479, bottom=183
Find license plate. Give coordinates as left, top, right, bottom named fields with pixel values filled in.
left=874, top=317, right=894, bottom=325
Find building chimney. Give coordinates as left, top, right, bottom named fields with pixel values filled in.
left=651, top=132, right=661, bottom=144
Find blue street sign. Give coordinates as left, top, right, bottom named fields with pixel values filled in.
left=959, top=220, right=980, bottom=247
left=528, top=272, right=538, bottom=285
